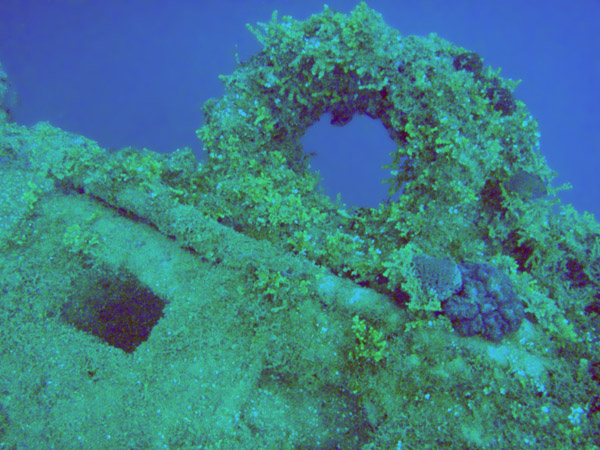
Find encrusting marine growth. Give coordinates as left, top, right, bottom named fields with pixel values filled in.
left=1, top=3, right=599, bottom=449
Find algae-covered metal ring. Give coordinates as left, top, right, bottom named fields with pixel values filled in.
left=197, top=3, right=549, bottom=259
left=196, top=3, right=553, bottom=315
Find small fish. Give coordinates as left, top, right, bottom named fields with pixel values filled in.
left=506, top=169, right=547, bottom=199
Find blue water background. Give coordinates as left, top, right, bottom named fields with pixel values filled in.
left=0, top=0, right=598, bottom=216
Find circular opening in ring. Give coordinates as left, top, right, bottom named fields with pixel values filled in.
left=301, top=113, right=398, bottom=209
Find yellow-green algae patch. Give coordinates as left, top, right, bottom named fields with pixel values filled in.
left=0, top=4, right=599, bottom=449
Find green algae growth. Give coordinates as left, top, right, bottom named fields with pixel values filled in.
left=0, top=4, right=599, bottom=449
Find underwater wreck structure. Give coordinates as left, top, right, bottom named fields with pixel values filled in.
left=0, top=3, right=599, bottom=449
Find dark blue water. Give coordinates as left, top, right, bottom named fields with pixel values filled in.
left=1, top=0, right=598, bottom=215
